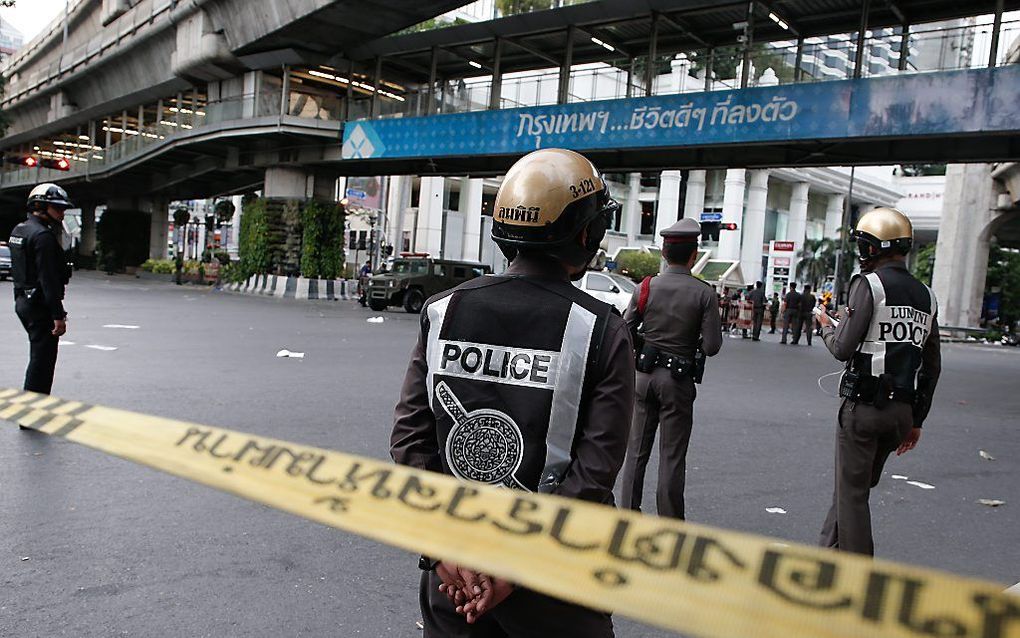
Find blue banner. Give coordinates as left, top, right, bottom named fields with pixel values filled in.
left=341, top=66, right=1020, bottom=161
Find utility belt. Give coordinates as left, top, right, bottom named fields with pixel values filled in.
left=839, top=370, right=915, bottom=408
left=635, top=344, right=705, bottom=384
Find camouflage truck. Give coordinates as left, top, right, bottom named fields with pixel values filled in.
left=366, top=254, right=491, bottom=313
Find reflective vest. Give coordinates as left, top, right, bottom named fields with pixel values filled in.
left=854, top=267, right=937, bottom=391
left=423, top=275, right=612, bottom=493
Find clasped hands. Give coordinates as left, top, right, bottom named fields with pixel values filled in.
left=436, top=561, right=515, bottom=624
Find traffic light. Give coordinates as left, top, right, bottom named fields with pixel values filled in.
left=40, top=157, right=71, bottom=171
left=721, top=222, right=738, bottom=231
left=3, top=155, right=38, bottom=167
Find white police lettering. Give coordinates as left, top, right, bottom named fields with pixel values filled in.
left=438, top=340, right=559, bottom=390
left=874, top=306, right=932, bottom=347
left=9, top=236, right=23, bottom=245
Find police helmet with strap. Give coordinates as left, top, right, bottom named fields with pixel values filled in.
left=27, top=183, right=74, bottom=212
left=491, top=149, right=619, bottom=271
left=851, top=207, right=913, bottom=265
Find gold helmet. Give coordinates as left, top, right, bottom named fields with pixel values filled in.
left=492, top=148, right=619, bottom=267
left=851, top=207, right=913, bottom=264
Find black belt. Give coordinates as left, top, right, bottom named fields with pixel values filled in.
left=14, top=288, right=34, bottom=299
left=654, top=352, right=694, bottom=375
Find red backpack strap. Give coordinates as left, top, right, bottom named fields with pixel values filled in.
left=638, top=276, right=653, bottom=316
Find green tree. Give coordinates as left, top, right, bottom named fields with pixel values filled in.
left=912, top=243, right=937, bottom=285
left=238, top=198, right=269, bottom=279
left=796, top=238, right=838, bottom=288
left=986, top=243, right=1020, bottom=327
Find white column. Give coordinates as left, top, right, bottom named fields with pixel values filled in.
left=227, top=194, right=242, bottom=256
left=786, top=182, right=810, bottom=282
left=739, top=170, right=769, bottom=283
left=624, top=172, right=641, bottom=243
left=717, top=168, right=746, bottom=261
left=670, top=53, right=691, bottom=93
left=654, top=170, right=682, bottom=239
left=79, top=204, right=96, bottom=257
left=683, top=169, right=706, bottom=221
left=386, top=175, right=411, bottom=253
left=824, top=193, right=844, bottom=239
left=415, top=176, right=446, bottom=256
left=461, top=177, right=484, bottom=261
left=147, top=200, right=169, bottom=260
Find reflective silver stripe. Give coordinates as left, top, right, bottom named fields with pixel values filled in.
left=862, top=272, right=887, bottom=375
left=425, top=295, right=453, bottom=407
left=926, top=284, right=938, bottom=320
left=544, top=303, right=598, bottom=478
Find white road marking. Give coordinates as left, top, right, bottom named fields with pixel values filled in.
left=765, top=507, right=787, bottom=514
left=906, top=480, right=935, bottom=490
left=85, top=345, right=118, bottom=351
left=103, top=324, right=140, bottom=329
left=891, top=474, right=909, bottom=480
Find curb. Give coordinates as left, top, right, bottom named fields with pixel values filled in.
left=224, top=275, right=356, bottom=301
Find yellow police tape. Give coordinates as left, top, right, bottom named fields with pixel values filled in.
left=1, top=387, right=1017, bottom=638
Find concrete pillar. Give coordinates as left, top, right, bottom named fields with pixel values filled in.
left=386, top=175, right=412, bottom=254
left=786, top=182, right=810, bottom=281
left=227, top=194, right=242, bottom=257
left=654, top=170, right=682, bottom=240
left=683, top=169, right=707, bottom=221
left=146, top=199, right=169, bottom=260
left=933, top=164, right=998, bottom=327
left=416, top=176, right=446, bottom=256
left=717, top=168, right=746, bottom=261
left=264, top=166, right=334, bottom=201
left=624, top=172, right=642, bottom=243
left=461, top=177, right=484, bottom=262
left=79, top=204, right=97, bottom=257
left=740, top=170, right=769, bottom=284
left=824, top=194, right=845, bottom=239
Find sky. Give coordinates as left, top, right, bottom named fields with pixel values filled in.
left=1, top=0, right=67, bottom=43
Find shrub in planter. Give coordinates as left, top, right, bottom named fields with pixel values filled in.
left=616, top=251, right=662, bottom=281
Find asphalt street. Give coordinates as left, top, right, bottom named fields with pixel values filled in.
left=1, top=272, right=1018, bottom=637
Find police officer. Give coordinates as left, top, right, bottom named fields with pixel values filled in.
left=749, top=280, right=767, bottom=341
left=618, top=218, right=722, bottom=520
left=815, top=207, right=941, bottom=556
left=780, top=282, right=801, bottom=344
left=798, top=284, right=817, bottom=345
left=390, top=148, right=633, bottom=636
left=10, top=183, right=74, bottom=396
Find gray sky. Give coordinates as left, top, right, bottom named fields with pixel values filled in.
left=1, top=0, right=66, bottom=43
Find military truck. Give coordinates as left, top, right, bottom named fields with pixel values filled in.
left=367, top=254, right=492, bottom=313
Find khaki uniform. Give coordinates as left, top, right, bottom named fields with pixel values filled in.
left=619, top=264, right=722, bottom=519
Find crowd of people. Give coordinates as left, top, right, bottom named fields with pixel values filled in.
left=717, top=281, right=835, bottom=344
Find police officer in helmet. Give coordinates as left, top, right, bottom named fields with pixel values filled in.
left=391, top=149, right=634, bottom=636
left=618, top=217, right=722, bottom=520
left=9, top=183, right=74, bottom=396
left=815, top=207, right=941, bottom=555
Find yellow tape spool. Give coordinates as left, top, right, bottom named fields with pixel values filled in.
left=1, top=388, right=1017, bottom=638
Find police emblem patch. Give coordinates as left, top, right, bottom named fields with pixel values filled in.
left=435, top=381, right=527, bottom=490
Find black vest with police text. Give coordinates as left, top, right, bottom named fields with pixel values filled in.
left=9, top=216, right=53, bottom=291
left=424, top=275, right=612, bottom=493
left=852, top=265, right=937, bottom=391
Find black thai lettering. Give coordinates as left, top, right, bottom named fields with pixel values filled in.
left=314, top=496, right=349, bottom=513
left=864, top=572, right=967, bottom=636
left=549, top=507, right=600, bottom=551
left=607, top=520, right=687, bottom=570
left=303, top=455, right=339, bottom=485
left=397, top=475, right=442, bottom=511
left=972, top=592, right=1020, bottom=638
left=758, top=550, right=854, bottom=610
left=338, top=462, right=393, bottom=498
left=685, top=536, right=746, bottom=582
left=201, top=433, right=237, bottom=459
left=531, top=355, right=551, bottom=383
left=231, top=439, right=278, bottom=466
left=446, top=486, right=486, bottom=522
left=491, top=497, right=544, bottom=535
left=176, top=427, right=209, bottom=449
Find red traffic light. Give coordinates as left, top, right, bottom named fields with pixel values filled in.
left=721, top=222, right=739, bottom=231
left=23, top=156, right=38, bottom=167
left=40, top=157, right=71, bottom=171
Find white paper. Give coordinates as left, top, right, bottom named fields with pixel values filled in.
left=977, top=499, right=1005, bottom=507
left=891, top=474, right=909, bottom=480
left=979, top=450, right=995, bottom=461
left=366, top=317, right=385, bottom=323
left=85, top=345, right=118, bottom=351
left=103, top=324, right=140, bottom=329
left=765, top=507, right=787, bottom=514
left=906, top=480, right=935, bottom=490
left=276, top=349, right=305, bottom=359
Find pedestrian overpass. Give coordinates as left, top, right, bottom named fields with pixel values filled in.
left=2, top=0, right=1018, bottom=203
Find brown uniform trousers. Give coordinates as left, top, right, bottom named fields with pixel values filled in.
left=619, top=368, right=696, bottom=519
left=819, top=400, right=914, bottom=555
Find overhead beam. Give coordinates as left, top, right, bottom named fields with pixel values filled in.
left=657, top=12, right=709, bottom=48
left=441, top=46, right=493, bottom=72
left=574, top=25, right=633, bottom=59
left=503, top=36, right=560, bottom=67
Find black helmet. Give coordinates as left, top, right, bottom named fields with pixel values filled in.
left=491, top=148, right=619, bottom=269
left=27, top=183, right=74, bottom=212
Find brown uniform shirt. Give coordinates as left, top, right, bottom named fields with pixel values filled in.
left=390, top=258, right=636, bottom=505
left=623, top=265, right=723, bottom=359
left=821, top=261, right=942, bottom=426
